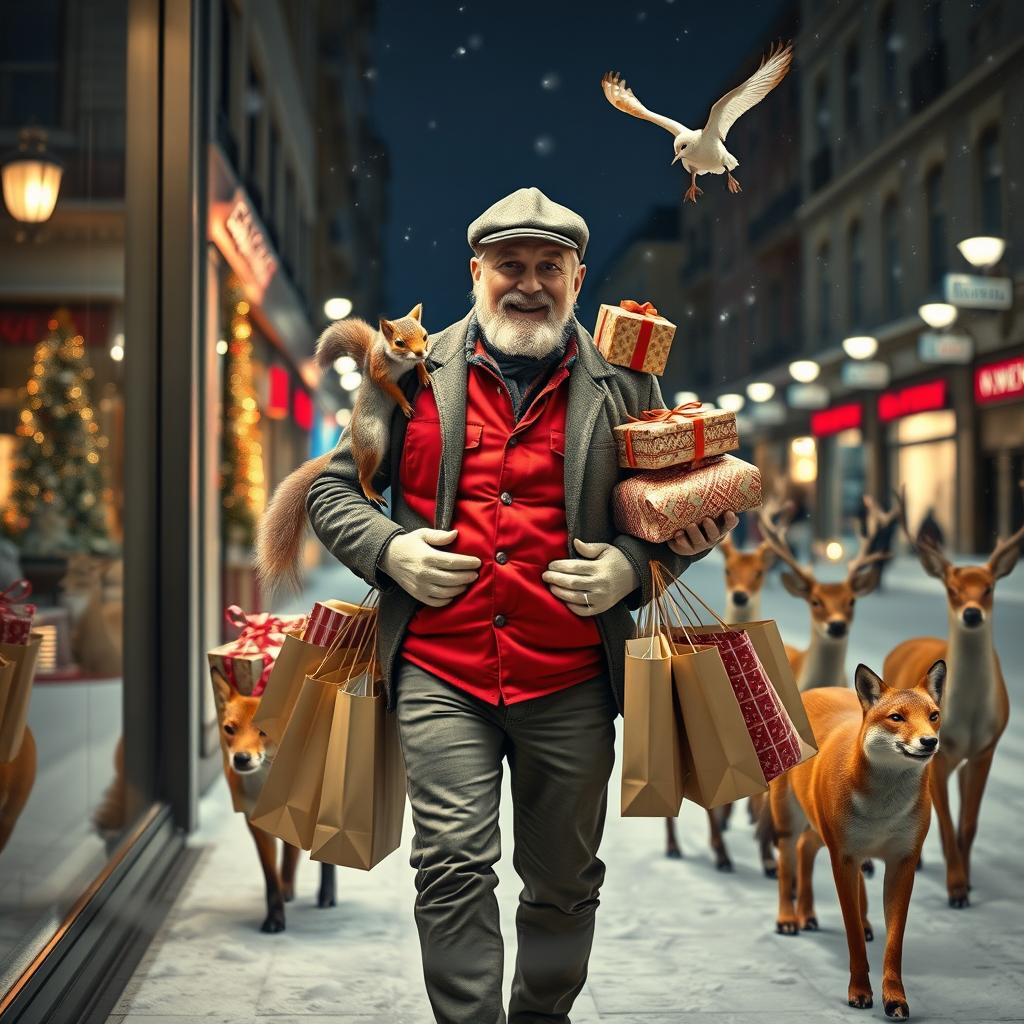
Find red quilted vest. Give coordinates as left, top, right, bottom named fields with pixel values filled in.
left=397, top=335, right=604, bottom=705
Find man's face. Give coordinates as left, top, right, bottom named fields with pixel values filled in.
left=470, top=239, right=586, bottom=357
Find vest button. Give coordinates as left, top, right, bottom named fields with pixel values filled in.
left=493, top=614, right=507, bottom=627
left=500, top=491, right=513, bottom=505
left=508, top=436, right=519, bottom=447
left=495, top=551, right=508, bottom=564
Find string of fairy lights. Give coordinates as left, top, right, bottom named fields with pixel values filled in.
left=221, top=277, right=266, bottom=541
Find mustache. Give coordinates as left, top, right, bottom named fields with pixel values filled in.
left=500, top=292, right=554, bottom=312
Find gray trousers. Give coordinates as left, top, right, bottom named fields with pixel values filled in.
left=394, top=657, right=618, bottom=1024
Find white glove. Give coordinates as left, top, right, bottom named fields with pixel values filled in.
left=380, top=528, right=481, bottom=607
left=541, top=538, right=640, bottom=616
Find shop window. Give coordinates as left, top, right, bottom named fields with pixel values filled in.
left=817, top=242, right=831, bottom=344
left=882, top=195, right=902, bottom=320
left=889, top=410, right=957, bottom=547
left=848, top=219, right=864, bottom=328
left=878, top=4, right=898, bottom=103
left=844, top=42, right=861, bottom=133
left=978, top=126, right=1002, bottom=237
left=0, top=0, right=63, bottom=127
left=925, top=164, right=946, bottom=289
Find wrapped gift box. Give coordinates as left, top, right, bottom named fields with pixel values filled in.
left=303, top=599, right=371, bottom=649
left=0, top=579, right=36, bottom=646
left=613, top=454, right=763, bottom=543
left=593, top=300, right=675, bottom=376
left=614, top=404, right=739, bottom=470
left=208, top=606, right=306, bottom=697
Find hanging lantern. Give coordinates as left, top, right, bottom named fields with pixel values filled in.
left=2, top=127, right=64, bottom=224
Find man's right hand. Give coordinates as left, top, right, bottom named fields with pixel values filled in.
left=380, top=528, right=481, bottom=607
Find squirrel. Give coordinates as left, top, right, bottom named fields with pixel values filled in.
left=254, top=303, right=431, bottom=594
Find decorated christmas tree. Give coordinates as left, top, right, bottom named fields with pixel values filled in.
left=220, top=277, right=266, bottom=547
left=3, top=309, right=113, bottom=554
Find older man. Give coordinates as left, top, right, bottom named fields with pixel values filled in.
left=307, top=187, right=736, bottom=1024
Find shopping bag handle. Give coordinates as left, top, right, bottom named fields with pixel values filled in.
left=310, top=585, right=379, bottom=677
left=666, top=574, right=731, bottom=630
left=649, top=561, right=700, bottom=655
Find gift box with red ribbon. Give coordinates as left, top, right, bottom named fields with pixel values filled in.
left=0, top=580, right=37, bottom=646
left=613, top=402, right=739, bottom=470
left=207, top=606, right=306, bottom=697
left=593, top=299, right=675, bottom=376
left=612, top=454, right=763, bottom=543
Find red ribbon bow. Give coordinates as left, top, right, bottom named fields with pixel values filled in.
left=224, top=605, right=292, bottom=656
left=618, top=299, right=660, bottom=317
left=622, top=402, right=708, bottom=468
left=0, top=578, right=36, bottom=619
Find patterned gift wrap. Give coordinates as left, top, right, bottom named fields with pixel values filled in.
left=0, top=580, right=36, bottom=646
left=592, top=300, right=675, bottom=376
left=686, top=628, right=802, bottom=782
left=614, top=403, right=739, bottom=470
left=612, top=454, right=762, bottom=542
left=207, top=647, right=268, bottom=697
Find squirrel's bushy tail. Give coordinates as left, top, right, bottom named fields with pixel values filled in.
left=254, top=450, right=334, bottom=595
left=314, top=317, right=375, bottom=371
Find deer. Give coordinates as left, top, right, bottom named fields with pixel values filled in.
left=883, top=484, right=1021, bottom=908
left=758, top=496, right=900, bottom=690
left=663, top=506, right=786, bottom=874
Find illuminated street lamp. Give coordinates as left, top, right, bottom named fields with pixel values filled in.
left=956, top=236, right=1005, bottom=270
left=789, top=359, right=821, bottom=383
left=324, top=297, right=353, bottom=320
left=717, top=393, right=745, bottom=413
left=1, top=127, right=63, bottom=224
left=746, top=381, right=776, bottom=403
left=842, top=335, right=878, bottom=360
left=918, top=302, right=958, bottom=329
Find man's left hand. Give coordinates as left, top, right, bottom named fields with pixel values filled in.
left=542, top=539, right=639, bottom=616
left=667, top=511, right=739, bottom=557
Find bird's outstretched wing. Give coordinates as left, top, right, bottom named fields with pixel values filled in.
left=601, top=71, right=688, bottom=138
left=704, top=41, right=793, bottom=142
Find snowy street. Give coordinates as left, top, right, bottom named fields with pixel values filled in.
left=108, top=553, right=1024, bottom=1024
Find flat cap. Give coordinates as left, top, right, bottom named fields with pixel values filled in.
left=467, top=187, right=589, bottom=260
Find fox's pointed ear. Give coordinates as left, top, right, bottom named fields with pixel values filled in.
left=379, top=318, right=396, bottom=341
left=408, top=303, right=422, bottom=322
left=210, top=668, right=233, bottom=710
left=854, top=663, right=885, bottom=711
left=921, top=659, right=946, bottom=707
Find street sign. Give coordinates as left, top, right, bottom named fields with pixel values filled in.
left=841, top=361, right=890, bottom=388
left=787, top=383, right=829, bottom=409
left=749, top=400, right=786, bottom=424
left=975, top=354, right=1024, bottom=405
left=918, top=332, right=974, bottom=364
left=943, top=273, right=1012, bottom=309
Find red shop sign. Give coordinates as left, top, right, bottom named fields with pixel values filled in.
left=975, top=354, right=1024, bottom=405
left=293, top=388, right=314, bottom=431
left=811, top=402, right=862, bottom=437
left=878, top=380, right=947, bottom=422
left=0, top=304, right=113, bottom=345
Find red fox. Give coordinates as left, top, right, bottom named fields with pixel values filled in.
left=210, top=667, right=336, bottom=932
left=770, top=661, right=944, bottom=1020
left=254, top=304, right=431, bottom=593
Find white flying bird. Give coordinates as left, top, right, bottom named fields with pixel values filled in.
left=601, top=41, right=793, bottom=203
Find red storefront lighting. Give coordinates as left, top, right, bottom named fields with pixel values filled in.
left=877, top=380, right=947, bottom=423
left=293, top=388, right=314, bottom=431
left=811, top=403, right=862, bottom=437
left=975, top=354, right=1024, bottom=405
left=266, top=365, right=289, bottom=419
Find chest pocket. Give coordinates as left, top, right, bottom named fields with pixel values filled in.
left=549, top=428, right=565, bottom=457
left=400, top=420, right=483, bottom=498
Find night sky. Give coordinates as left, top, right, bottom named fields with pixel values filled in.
left=369, top=0, right=789, bottom=328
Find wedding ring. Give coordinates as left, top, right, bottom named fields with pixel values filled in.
left=583, top=591, right=591, bottom=608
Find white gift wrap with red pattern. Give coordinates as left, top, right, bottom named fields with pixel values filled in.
left=0, top=580, right=36, bottom=645
left=612, top=454, right=762, bottom=542
left=613, top=407, right=739, bottom=470
left=686, top=628, right=802, bottom=782
left=303, top=601, right=352, bottom=647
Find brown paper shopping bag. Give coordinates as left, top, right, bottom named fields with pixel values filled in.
left=311, top=664, right=406, bottom=870
left=253, top=600, right=376, bottom=743
left=620, top=579, right=687, bottom=817
left=249, top=593, right=378, bottom=846
left=0, top=634, right=43, bottom=762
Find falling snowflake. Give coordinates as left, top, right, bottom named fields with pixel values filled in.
left=540, top=72, right=560, bottom=91
left=534, top=135, right=555, bottom=156
left=364, top=67, right=377, bottom=81
left=454, top=45, right=467, bottom=57
left=467, top=33, right=483, bottom=49
left=636, top=10, right=647, bottom=21
left=427, top=119, right=437, bottom=129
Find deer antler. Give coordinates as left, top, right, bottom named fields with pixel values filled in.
left=895, top=484, right=952, bottom=579
left=987, top=480, right=1024, bottom=579
left=846, top=494, right=899, bottom=580
left=757, top=506, right=814, bottom=585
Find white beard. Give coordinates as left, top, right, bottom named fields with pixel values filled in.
left=473, top=283, right=575, bottom=359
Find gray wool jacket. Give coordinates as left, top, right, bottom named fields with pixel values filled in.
left=305, top=309, right=706, bottom=715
